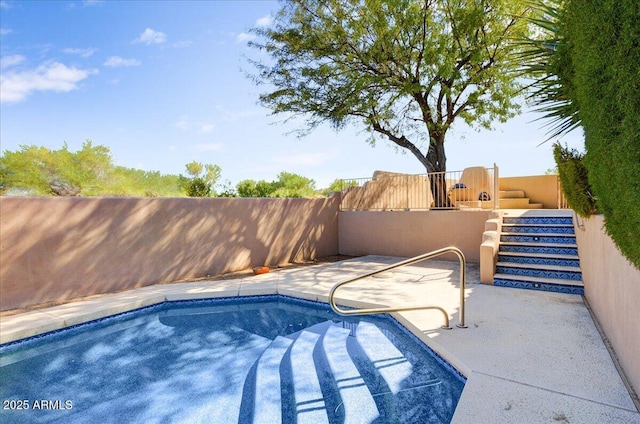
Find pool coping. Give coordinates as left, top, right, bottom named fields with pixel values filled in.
left=1, top=256, right=639, bottom=423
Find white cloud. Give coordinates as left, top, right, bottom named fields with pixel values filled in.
left=0, top=61, right=98, bottom=103
left=133, top=28, right=167, bottom=45
left=200, top=124, right=214, bottom=133
left=0, top=28, right=11, bottom=35
left=103, top=56, right=141, bottom=67
left=0, top=1, right=10, bottom=10
left=0, top=54, right=25, bottom=69
left=236, top=32, right=256, bottom=43
left=63, top=47, right=97, bottom=58
left=256, top=15, right=273, bottom=27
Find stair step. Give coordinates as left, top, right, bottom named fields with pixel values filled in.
left=499, top=190, right=525, bottom=198
left=503, top=216, right=574, bottom=225
left=502, top=222, right=574, bottom=228
left=501, top=226, right=575, bottom=234
left=500, top=241, right=577, bottom=248
left=323, top=325, right=379, bottom=423
left=498, top=251, right=580, bottom=260
left=502, top=223, right=574, bottom=232
left=495, top=272, right=583, bottom=286
left=494, top=274, right=584, bottom=295
left=254, top=336, right=293, bottom=423
left=500, top=234, right=576, bottom=245
left=496, top=263, right=582, bottom=281
left=356, top=321, right=413, bottom=395
left=497, top=261, right=581, bottom=273
left=500, top=198, right=542, bottom=209
left=501, top=231, right=575, bottom=237
left=289, top=331, right=329, bottom=424
left=498, top=253, right=580, bottom=267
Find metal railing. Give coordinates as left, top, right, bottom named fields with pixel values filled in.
left=339, top=166, right=497, bottom=211
left=328, top=246, right=468, bottom=329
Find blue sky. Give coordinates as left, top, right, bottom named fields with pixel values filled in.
left=0, top=0, right=584, bottom=189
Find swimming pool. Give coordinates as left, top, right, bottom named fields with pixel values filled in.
left=0, top=295, right=465, bottom=423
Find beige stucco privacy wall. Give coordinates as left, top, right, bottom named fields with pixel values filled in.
left=338, top=210, right=490, bottom=262
left=574, top=214, right=640, bottom=394
left=500, top=174, right=560, bottom=209
left=0, top=196, right=340, bottom=311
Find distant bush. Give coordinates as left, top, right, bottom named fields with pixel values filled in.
left=553, top=143, right=596, bottom=217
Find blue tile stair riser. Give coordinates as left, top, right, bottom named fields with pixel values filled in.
left=498, top=256, right=581, bottom=267
left=496, top=266, right=582, bottom=281
left=493, top=279, right=584, bottom=295
left=502, top=217, right=573, bottom=225
left=503, top=226, right=575, bottom=234
left=500, top=235, right=577, bottom=244
left=499, top=245, right=579, bottom=255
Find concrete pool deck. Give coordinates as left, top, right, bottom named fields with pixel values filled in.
left=1, top=256, right=638, bottom=423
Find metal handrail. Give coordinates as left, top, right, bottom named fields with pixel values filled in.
left=328, top=246, right=467, bottom=329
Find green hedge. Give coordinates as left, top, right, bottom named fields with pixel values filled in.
left=562, top=0, right=640, bottom=268
left=553, top=143, right=597, bottom=218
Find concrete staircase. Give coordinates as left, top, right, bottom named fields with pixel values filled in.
left=499, top=190, right=543, bottom=209
left=493, top=211, right=584, bottom=295
left=239, top=320, right=448, bottom=423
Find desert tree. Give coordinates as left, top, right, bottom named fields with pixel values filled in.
left=250, top=0, right=531, bottom=206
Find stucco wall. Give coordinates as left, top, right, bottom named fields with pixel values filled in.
left=500, top=175, right=560, bottom=208
left=575, top=214, right=640, bottom=394
left=338, top=210, right=490, bottom=262
left=0, top=196, right=339, bottom=311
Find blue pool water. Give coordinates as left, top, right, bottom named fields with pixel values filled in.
left=0, top=295, right=465, bottom=423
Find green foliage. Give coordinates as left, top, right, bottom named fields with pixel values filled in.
left=236, top=179, right=277, bottom=197
left=526, top=0, right=640, bottom=268
left=250, top=0, right=530, bottom=180
left=236, top=172, right=320, bottom=198
left=1, top=142, right=184, bottom=197
left=562, top=0, right=640, bottom=268
left=0, top=141, right=113, bottom=196
left=184, top=177, right=210, bottom=197
left=105, top=167, right=183, bottom=197
left=553, top=143, right=596, bottom=217
left=271, top=172, right=318, bottom=198
left=321, top=178, right=359, bottom=196
left=179, top=161, right=222, bottom=197
left=515, top=0, right=581, bottom=141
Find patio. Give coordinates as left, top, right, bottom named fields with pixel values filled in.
left=2, top=256, right=638, bottom=423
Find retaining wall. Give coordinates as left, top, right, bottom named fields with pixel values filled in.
left=574, top=214, right=640, bottom=395
left=338, top=210, right=490, bottom=262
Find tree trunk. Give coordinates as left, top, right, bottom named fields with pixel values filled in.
left=428, top=172, right=454, bottom=208
left=426, top=132, right=453, bottom=208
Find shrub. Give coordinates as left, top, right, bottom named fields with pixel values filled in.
left=184, top=177, right=210, bottom=197
left=553, top=143, right=596, bottom=217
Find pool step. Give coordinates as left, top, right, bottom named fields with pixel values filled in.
left=253, top=336, right=293, bottom=423
left=323, top=324, right=380, bottom=422
left=355, top=321, right=412, bottom=395
left=243, top=319, right=450, bottom=423
left=495, top=214, right=584, bottom=295
left=288, top=330, right=329, bottom=424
